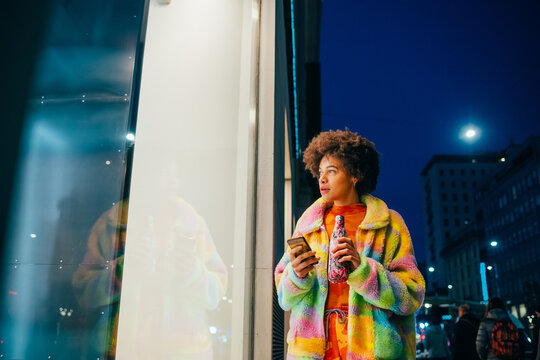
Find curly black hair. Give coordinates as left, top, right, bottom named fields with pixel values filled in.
left=302, top=129, right=380, bottom=195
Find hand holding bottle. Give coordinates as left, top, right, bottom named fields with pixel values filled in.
left=331, top=236, right=360, bottom=272
left=328, top=215, right=359, bottom=282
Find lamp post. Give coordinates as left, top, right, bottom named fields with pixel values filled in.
left=488, top=239, right=500, bottom=297
left=487, top=263, right=500, bottom=297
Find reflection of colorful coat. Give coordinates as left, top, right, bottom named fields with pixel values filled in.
left=275, top=194, right=425, bottom=359
left=73, top=198, right=228, bottom=358
left=72, top=200, right=128, bottom=358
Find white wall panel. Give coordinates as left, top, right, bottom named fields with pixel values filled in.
left=116, top=0, right=260, bottom=358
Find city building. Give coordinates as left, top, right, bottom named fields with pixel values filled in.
left=475, top=136, right=540, bottom=318
left=421, top=153, right=501, bottom=294
left=441, top=227, right=485, bottom=301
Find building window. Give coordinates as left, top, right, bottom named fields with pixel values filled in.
left=481, top=169, right=486, bottom=175
left=444, top=218, right=449, bottom=226
left=455, top=218, right=460, bottom=226
left=440, top=169, right=444, bottom=176
left=451, top=181, right=456, bottom=188
left=443, top=206, right=448, bottom=214
left=453, top=194, right=458, bottom=201
left=471, top=169, right=476, bottom=175
left=462, top=181, right=467, bottom=188
left=450, top=169, right=455, bottom=176
left=461, top=169, right=465, bottom=175
left=463, top=194, right=469, bottom=201
left=441, top=181, right=446, bottom=188
left=442, top=194, right=447, bottom=201
left=464, top=206, right=469, bottom=213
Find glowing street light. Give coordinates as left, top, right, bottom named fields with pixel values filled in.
left=487, top=266, right=493, bottom=271
left=448, top=284, right=453, bottom=289
left=490, top=241, right=498, bottom=247
left=428, top=266, right=435, bottom=272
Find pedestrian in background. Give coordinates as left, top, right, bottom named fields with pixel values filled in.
left=476, top=297, right=523, bottom=360
left=424, top=306, right=450, bottom=360
left=533, top=304, right=540, bottom=360
left=452, top=303, right=480, bottom=360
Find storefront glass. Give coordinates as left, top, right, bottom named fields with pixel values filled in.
left=0, top=0, right=146, bottom=358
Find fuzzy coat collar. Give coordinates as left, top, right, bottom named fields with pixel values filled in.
left=296, top=193, right=390, bottom=235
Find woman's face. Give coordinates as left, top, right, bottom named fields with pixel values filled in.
left=318, top=155, right=359, bottom=206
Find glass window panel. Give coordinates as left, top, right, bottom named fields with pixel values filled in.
left=1, top=0, right=145, bottom=358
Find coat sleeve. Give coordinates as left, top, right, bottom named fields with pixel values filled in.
left=443, top=330, right=451, bottom=358
left=476, top=320, right=489, bottom=360
left=274, top=230, right=317, bottom=311
left=424, top=330, right=431, bottom=350
left=452, top=322, right=466, bottom=360
left=347, top=210, right=425, bottom=316
left=72, top=210, right=124, bottom=309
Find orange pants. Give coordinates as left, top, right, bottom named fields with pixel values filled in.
left=324, top=307, right=348, bottom=359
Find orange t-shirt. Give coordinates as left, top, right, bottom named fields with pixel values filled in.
left=324, top=203, right=366, bottom=309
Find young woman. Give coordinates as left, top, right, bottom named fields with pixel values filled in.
left=274, top=130, right=425, bottom=359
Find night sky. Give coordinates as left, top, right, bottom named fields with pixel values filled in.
left=319, top=1, right=540, bottom=262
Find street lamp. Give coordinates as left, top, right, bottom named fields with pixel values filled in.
left=490, top=241, right=498, bottom=247
left=428, top=267, right=435, bottom=273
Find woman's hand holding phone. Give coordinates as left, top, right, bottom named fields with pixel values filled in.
left=290, top=247, right=319, bottom=278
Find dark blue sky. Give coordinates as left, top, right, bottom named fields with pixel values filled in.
left=320, top=1, right=540, bottom=262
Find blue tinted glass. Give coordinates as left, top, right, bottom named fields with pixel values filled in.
left=1, top=0, right=145, bottom=358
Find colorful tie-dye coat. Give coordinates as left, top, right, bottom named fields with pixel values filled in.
left=275, top=194, right=425, bottom=359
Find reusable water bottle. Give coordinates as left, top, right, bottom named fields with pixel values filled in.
left=328, top=215, right=350, bottom=283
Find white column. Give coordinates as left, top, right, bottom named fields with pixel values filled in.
left=115, top=0, right=263, bottom=358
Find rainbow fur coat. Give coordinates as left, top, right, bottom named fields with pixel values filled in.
left=275, top=194, right=425, bottom=359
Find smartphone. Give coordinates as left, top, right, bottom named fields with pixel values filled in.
left=287, top=236, right=313, bottom=259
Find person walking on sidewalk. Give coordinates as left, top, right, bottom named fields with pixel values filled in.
left=452, top=303, right=480, bottom=360
left=476, top=297, right=523, bottom=360
left=424, top=307, right=450, bottom=360
left=532, top=304, right=540, bottom=360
